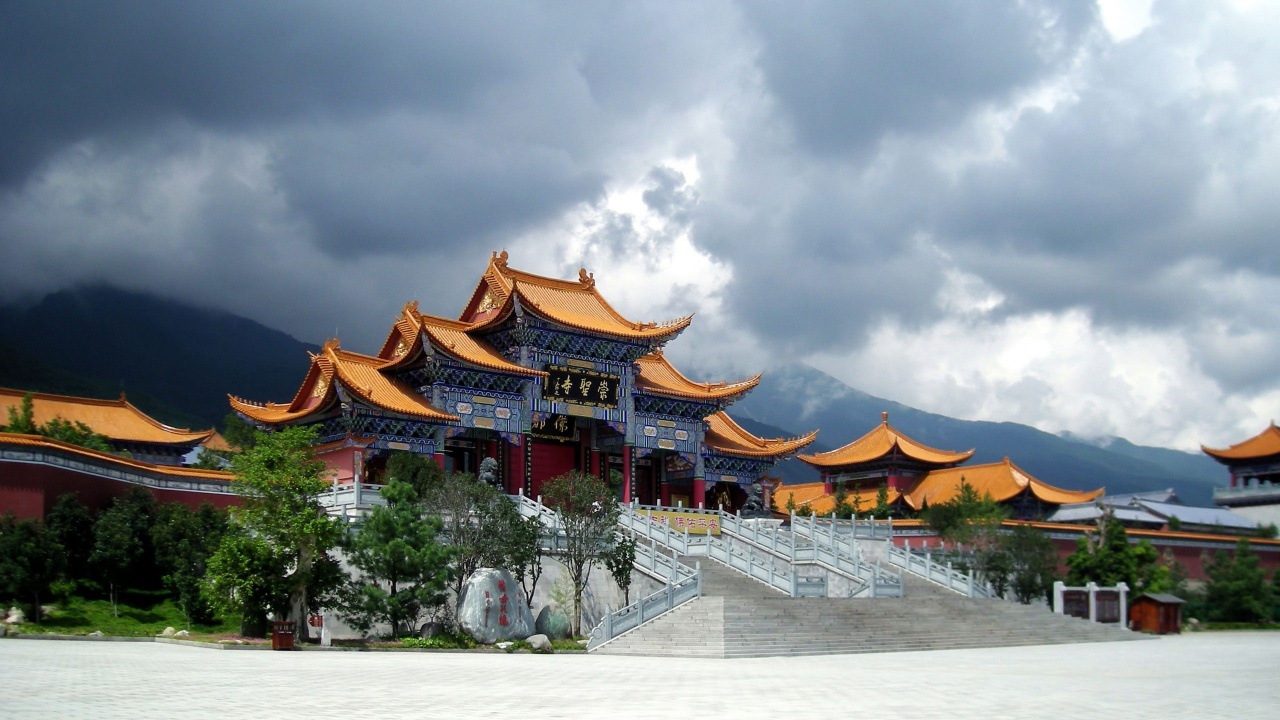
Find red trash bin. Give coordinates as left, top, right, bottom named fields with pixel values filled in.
left=271, top=621, right=296, bottom=651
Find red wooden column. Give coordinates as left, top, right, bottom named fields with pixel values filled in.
left=590, top=449, right=601, bottom=480
left=621, top=445, right=633, bottom=503
left=693, top=477, right=706, bottom=509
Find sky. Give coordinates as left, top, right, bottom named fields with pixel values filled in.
left=2, top=0, right=1278, bottom=451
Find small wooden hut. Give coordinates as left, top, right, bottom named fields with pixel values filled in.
left=1129, top=593, right=1185, bottom=634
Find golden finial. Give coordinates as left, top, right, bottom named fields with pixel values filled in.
left=881, top=411, right=889, bottom=423
left=578, top=268, right=595, bottom=288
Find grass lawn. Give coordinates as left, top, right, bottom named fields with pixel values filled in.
left=20, top=590, right=240, bottom=637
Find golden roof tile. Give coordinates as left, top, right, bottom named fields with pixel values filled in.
left=416, top=313, right=545, bottom=378
left=0, top=431, right=234, bottom=480
left=1202, top=423, right=1280, bottom=462
left=230, top=342, right=457, bottom=424
left=798, top=411, right=974, bottom=468
left=774, top=482, right=900, bottom=516
left=634, top=351, right=760, bottom=400
left=902, top=458, right=1103, bottom=510
left=0, top=388, right=216, bottom=446
left=325, top=347, right=458, bottom=422
left=462, top=251, right=693, bottom=340
left=703, top=411, right=818, bottom=459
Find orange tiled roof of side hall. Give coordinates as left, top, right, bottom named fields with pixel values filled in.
left=0, top=388, right=216, bottom=446
left=634, top=351, right=761, bottom=401
left=798, top=411, right=974, bottom=468
left=231, top=341, right=458, bottom=424
left=1202, top=423, right=1280, bottom=462
left=703, top=411, right=818, bottom=459
left=0, top=432, right=234, bottom=480
left=902, top=458, right=1103, bottom=511
left=776, top=482, right=900, bottom=516
left=458, top=251, right=692, bottom=340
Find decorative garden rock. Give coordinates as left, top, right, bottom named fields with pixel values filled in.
left=160, top=626, right=177, bottom=637
left=419, top=621, right=446, bottom=639
left=5, top=607, right=25, bottom=625
left=527, top=633, right=553, bottom=653
left=174, top=630, right=190, bottom=637
left=458, top=568, right=534, bottom=645
left=0, top=625, right=7, bottom=637
left=88, top=630, right=104, bottom=637
left=534, top=604, right=571, bottom=640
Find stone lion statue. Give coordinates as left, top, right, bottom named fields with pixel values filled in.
left=478, top=456, right=501, bottom=488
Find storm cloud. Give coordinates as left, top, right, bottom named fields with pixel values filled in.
left=2, top=1, right=1278, bottom=450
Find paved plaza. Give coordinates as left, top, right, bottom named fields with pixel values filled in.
left=1, top=633, right=1276, bottom=719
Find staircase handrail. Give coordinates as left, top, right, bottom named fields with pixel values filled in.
left=718, top=511, right=902, bottom=597
left=586, top=561, right=702, bottom=651
left=886, top=540, right=996, bottom=598
left=617, top=505, right=713, bottom=556
left=790, top=512, right=895, bottom=540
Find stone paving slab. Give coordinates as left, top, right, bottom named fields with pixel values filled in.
left=1, top=633, right=1276, bottom=719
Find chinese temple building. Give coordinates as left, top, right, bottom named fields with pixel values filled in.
left=787, top=413, right=1102, bottom=519
left=230, top=251, right=816, bottom=509
left=1204, top=423, right=1280, bottom=525
left=0, top=388, right=236, bottom=520
left=0, top=388, right=229, bottom=465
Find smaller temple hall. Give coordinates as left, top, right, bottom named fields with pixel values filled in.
left=231, top=251, right=816, bottom=508
left=1204, top=423, right=1280, bottom=526
left=785, top=412, right=1101, bottom=518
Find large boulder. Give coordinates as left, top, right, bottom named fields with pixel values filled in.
left=527, top=634, right=553, bottom=653
left=458, top=568, right=534, bottom=645
left=534, top=604, right=572, bottom=640
left=5, top=607, right=25, bottom=625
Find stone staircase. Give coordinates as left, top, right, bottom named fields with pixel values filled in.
left=592, top=556, right=1148, bottom=658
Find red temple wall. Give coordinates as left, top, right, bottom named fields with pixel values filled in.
left=0, top=461, right=239, bottom=521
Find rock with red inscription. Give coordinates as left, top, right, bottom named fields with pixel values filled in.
left=458, top=568, right=534, bottom=644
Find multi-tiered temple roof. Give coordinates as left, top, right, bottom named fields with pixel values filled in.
left=230, top=251, right=814, bottom=504
left=1202, top=423, right=1280, bottom=464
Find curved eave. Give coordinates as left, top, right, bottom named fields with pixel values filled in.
left=1201, top=425, right=1280, bottom=463
left=229, top=393, right=335, bottom=424
left=798, top=420, right=973, bottom=468
left=328, top=348, right=459, bottom=423
left=513, top=284, right=692, bottom=341
left=418, top=315, right=546, bottom=379
left=0, top=432, right=235, bottom=481
left=634, top=352, right=761, bottom=401
left=777, top=482, right=901, bottom=515
left=704, top=412, right=819, bottom=459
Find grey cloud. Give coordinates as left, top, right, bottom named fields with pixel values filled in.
left=739, top=1, right=1097, bottom=157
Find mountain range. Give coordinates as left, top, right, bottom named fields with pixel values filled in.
left=0, top=287, right=1227, bottom=504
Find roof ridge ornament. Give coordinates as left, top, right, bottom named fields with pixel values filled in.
left=882, top=411, right=889, bottom=423
left=493, top=249, right=509, bottom=268
left=578, top=267, right=595, bottom=288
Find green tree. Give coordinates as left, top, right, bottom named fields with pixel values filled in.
left=830, top=483, right=852, bottom=519
left=39, top=417, right=113, bottom=453
left=541, top=470, right=621, bottom=636
left=339, top=479, right=453, bottom=637
left=1204, top=538, right=1273, bottom=623
left=3, top=393, right=36, bottom=433
left=603, top=533, right=637, bottom=605
left=1065, top=509, right=1166, bottom=594
left=204, top=526, right=290, bottom=635
left=381, top=450, right=444, bottom=500
left=89, top=488, right=159, bottom=614
left=785, top=493, right=796, bottom=515
left=152, top=503, right=228, bottom=626
left=505, top=514, right=545, bottom=607
left=45, top=493, right=95, bottom=585
left=211, top=426, right=344, bottom=641
left=922, top=479, right=1007, bottom=544
left=0, top=514, right=64, bottom=622
left=423, top=471, right=522, bottom=615
left=1002, top=524, right=1060, bottom=604
left=870, top=484, right=893, bottom=519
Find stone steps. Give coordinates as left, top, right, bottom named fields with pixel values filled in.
left=594, top=544, right=1146, bottom=658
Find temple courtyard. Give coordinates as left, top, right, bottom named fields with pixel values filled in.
left=1, top=633, right=1274, bottom=718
